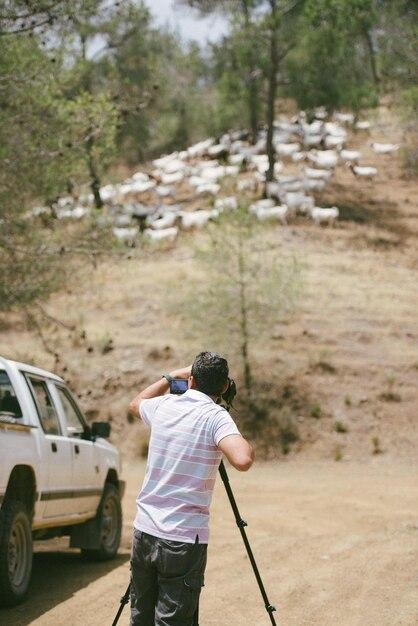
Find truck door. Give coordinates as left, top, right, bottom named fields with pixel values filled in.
left=24, top=375, right=74, bottom=519
left=52, top=384, right=102, bottom=518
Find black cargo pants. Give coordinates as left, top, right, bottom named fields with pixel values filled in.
left=130, top=529, right=207, bottom=626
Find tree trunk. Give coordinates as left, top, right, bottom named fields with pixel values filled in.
left=80, top=32, right=103, bottom=208
left=237, top=227, right=252, bottom=396
left=265, top=0, right=279, bottom=187
left=241, top=0, right=259, bottom=144
left=364, top=28, right=380, bottom=89
left=86, top=135, right=103, bottom=209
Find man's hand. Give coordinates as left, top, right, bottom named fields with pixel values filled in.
left=169, top=365, right=192, bottom=379
left=128, top=365, right=192, bottom=421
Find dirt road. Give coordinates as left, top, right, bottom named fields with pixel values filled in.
left=2, top=458, right=417, bottom=626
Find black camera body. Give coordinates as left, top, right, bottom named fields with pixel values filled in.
left=222, top=378, right=236, bottom=407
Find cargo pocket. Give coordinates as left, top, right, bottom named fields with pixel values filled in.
left=182, top=572, right=204, bottom=619
left=157, top=571, right=204, bottom=624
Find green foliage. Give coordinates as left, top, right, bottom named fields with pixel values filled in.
left=398, top=86, right=418, bottom=121
left=210, top=17, right=267, bottom=135
left=377, top=0, right=417, bottom=88
left=310, top=403, right=322, bottom=419
left=334, top=420, right=348, bottom=433
left=0, top=19, right=118, bottom=310
left=286, top=0, right=379, bottom=113
left=61, top=91, right=118, bottom=182
left=0, top=35, right=73, bottom=213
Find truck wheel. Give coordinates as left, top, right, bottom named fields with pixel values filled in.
left=81, top=483, right=122, bottom=561
left=0, top=500, right=33, bottom=606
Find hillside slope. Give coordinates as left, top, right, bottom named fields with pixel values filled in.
left=1, top=105, right=417, bottom=462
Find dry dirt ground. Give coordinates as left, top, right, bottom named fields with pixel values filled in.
left=1, top=458, right=417, bottom=626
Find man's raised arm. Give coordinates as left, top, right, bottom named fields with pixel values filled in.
left=128, top=365, right=192, bottom=420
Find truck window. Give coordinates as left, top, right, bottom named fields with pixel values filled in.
left=55, top=386, right=85, bottom=437
left=0, top=370, right=22, bottom=418
left=26, top=377, right=61, bottom=435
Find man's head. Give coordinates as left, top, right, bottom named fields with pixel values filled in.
left=190, top=351, right=229, bottom=398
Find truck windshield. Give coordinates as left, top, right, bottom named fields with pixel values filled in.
left=0, top=370, right=23, bottom=418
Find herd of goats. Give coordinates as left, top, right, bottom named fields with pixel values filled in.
left=32, top=107, right=400, bottom=245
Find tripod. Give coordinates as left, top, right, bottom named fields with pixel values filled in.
left=112, top=460, right=277, bottom=625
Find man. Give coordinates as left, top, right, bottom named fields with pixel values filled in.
left=128, top=351, right=254, bottom=626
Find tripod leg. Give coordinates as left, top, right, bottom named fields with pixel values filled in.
left=218, top=461, right=277, bottom=626
left=112, top=582, right=131, bottom=626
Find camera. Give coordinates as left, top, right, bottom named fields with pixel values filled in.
left=222, top=378, right=236, bottom=406
left=169, top=377, right=236, bottom=406
left=169, top=378, right=189, bottom=394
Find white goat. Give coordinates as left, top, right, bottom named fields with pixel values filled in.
left=155, top=185, right=175, bottom=198
left=149, top=212, right=178, bottom=230
left=307, top=150, right=338, bottom=169
left=310, top=207, right=339, bottom=226
left=161, top=171, right=184, bottom=185
left=371, top=142, right=399, bottom=154
left=339, top=149, right=361, bottom=163
left=354, top=120, right=371, bottom=130
left=196, top=183, right=220, bottom=196
left=276, top=143, right=300, bottom=157
left=113, top=227, right=139, bottom=245
left=334, top=112, right=354, bottom=124
left=144, top=227, right=178, bottom=242
left=249, top=199, right=275, bottom=214
left=114, top=214, right=132, bottom=227
left=208, top=143, right=229, bottom=158
left=325, top=135, right=346, bottom=149
left=303, top=134, right=323, bottom=148
left=292, top=151, right=307, bottom=162
left=304, top=167, right=332, bottom=180
left=56, top=206, right=88, bottom=220
left=181, top=210, right=213, bottom=229
left=350, top=165, right=378, bottom=179
left=253, top=205, right=288, bottom=225
left=214, top=196, right=238, bottom=211
left=303, top=179, right=326, bottom=192
left=187, top=138, right=215, bottom=158
left=163, top=158, right=187, bottom=174
left=284, top=192, right=314, bottom=215
left=188, top=175, right=207, bottom=188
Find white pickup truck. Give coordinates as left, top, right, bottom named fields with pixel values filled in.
left=0, top=356, right=125, bottom=606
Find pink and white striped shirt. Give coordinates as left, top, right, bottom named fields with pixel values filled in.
left=134, top=389, right=240, bottom=543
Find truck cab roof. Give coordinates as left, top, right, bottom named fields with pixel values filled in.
left=0, top=356, right=64, bottom=383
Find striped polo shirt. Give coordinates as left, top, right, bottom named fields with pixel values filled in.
left=134, top=389, right=240, bottom=544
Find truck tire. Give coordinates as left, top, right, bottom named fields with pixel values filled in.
left=81, top=483, right=122, bottom=561
left=0, top=500, right=33, bottom=607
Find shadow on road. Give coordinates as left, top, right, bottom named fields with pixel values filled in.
left=0, top=542, right=130, bottom=626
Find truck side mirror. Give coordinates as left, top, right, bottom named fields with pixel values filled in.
left=91, top=421, right=111, bottom=439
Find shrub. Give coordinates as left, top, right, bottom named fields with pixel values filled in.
left=334, top=420, right=348, bottom=434
left=372, top=436, right=382, bottom=455
left=334, top=445, right=343, bottom=462
left=310, top=403, right=322, bottom=419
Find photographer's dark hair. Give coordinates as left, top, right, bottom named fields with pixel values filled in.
left=191, top=352, right=229, bottom=397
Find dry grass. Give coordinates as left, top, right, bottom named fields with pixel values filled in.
left=1, top=106, right=417, bottom=461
